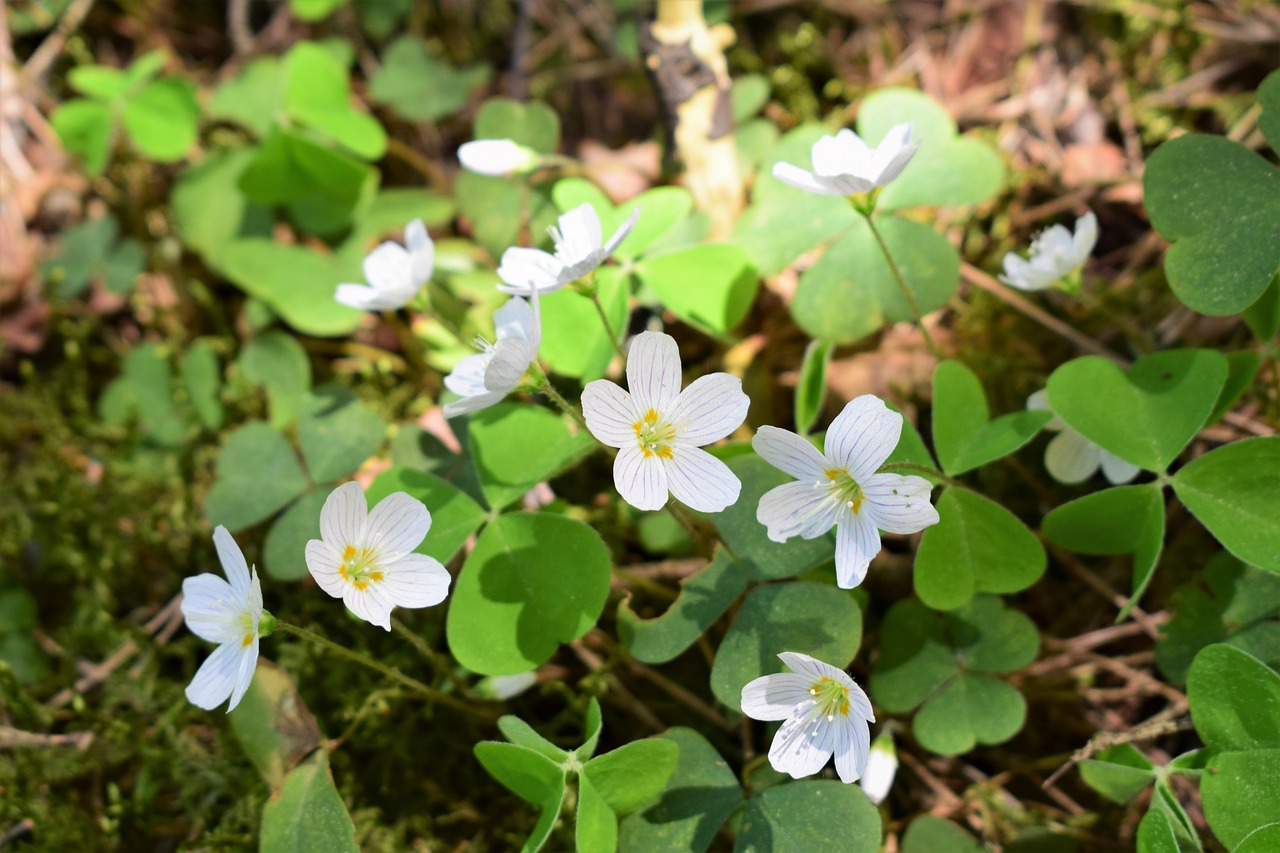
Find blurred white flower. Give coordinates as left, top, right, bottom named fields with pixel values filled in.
left=497, top=203, right=637, bottom=295
left=181, top=526, right=264, bottom=713
left=305, top=482, right=452, bottom=631
left=859, top=731, right=898, bottom=804
left=458, top=139, right=539, bottom=176
left=443, top=296, right=540, bottom=417
left=1027, top=390, right=1139, bottom=485
left=1000, top=211, right=1098, bottom=291
left=754, top=395, right=940, bottom=589
left=771, top=124, right=920, bottom=197
left=581, top=330, right=748, bottom=513
left=475, top=671, right=539, bottom=701
left=335, top=219, right=434, bottom=311
left=741, top=652, right=875, bottom=784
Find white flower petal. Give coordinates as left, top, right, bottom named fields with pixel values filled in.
left=824, top=395, right=902, bottom=481
left=363, top=492, right=430, bottom=559
left=812, top=129, right=867, bottom=176
left=756, top=480, right=840, bottom=542
left=778, top=651, right=840, bottom=684
left=485, top=337, right=533, bottom=394
left=773, top=161, right=842, bottom=195
left=404, top=219, right=434, bottom=287
left=185, top=639, right=251, bottom=712
left=603, top=207, right=640, bottom=256
left=741, top=672, right=816, bottom=721
left=458, top=139, right=535, bottom=176
left=664, top=445, right=741, bottom=513
left=769, top=710, right=836, bottom=779
left=227, top=637, right=260, bottom=712
left=246, top=568, right=263, bottom=623
left=1100, top=450, right=1141, bottom=485
left=833, top=714, right=872, bottom=784
left=1026, top=389, right=1067, bottom=432
left=614, top=444, right=669, bottom=511
left=443, top=390, right=505, bottom=418
left=335, top=283, right=400, bottom=311
left=181, top=574, right=241, bottom=645
left=1044, top=429, right=1102, bottom=484
left=860, top=473, right=940, bottom=535
left=752, top=426, right=831, bottom=481
left=381, top=553, right=452, bottom=609
left=363, top=242, right=411, bottom=294
left=553, top=204, right=604, bottom=264
left=668, top=373, right=749, bottom=445
left=305, top=539, right=348, bottom=599
left=834, top=510, right=880, bottom=589
left=444, top=352, right=494, bottom=399
left=582, top=380, right=640, bottom=448
left=493, top=295, right=537, bottom=343
left=497, top=247, right=565, bottom=295
left=1072, top=211, right=1098, bottom=266
left=626, top=331, right=682, bottom=415
left=344, top=584, right=393, bottom=631
left=213, top=525, right=251, bottom=598
left=320, top=481, right=367, bottom=549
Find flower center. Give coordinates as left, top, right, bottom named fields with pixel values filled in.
left=236, top=609, right=256, bottom=648
left=340, top=544, right=385, bottom=591
left=819, top=468, right=864, bottom=514
left=633, top=408, right=676, bottom=459
left=809, top=676, right=851, bottom=721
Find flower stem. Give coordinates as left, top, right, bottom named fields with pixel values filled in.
left=864, top=214, right=942, bottom=359
left=587, top=291, right=628, bottom=361
left=275, top=620, right=494, bottom=718
left=537, top=374, right=595, bottom=438
left=390, top=617, right=474, bottom=697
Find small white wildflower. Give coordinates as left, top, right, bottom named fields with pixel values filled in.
left=458, top=139, right=540, bottom=176
left=181, top=526, right=265, bottom=713
left=771, top=124, right=920, bottom=197
left=581, top=330, right=748, bottom=513
left=496, top=203, right=637, bottom=295
left=443, top=296, right=540, bottom=417
left=859, top=731, right=898, bottom=804
left=1000, top=211, right=1098, bottom=291
left=754, top=395, right=940, bottom=589
left=335, top=219, right=434, bottom=311
left=741, top=652, right=875, bottom=784
left=1027, top=390, right=1139, bottom=485
left=305, top=482, right=452, bottom=631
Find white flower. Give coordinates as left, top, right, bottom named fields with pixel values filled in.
left=304, top=482, right=452, bottom=631
left=458, top=139, right=539, bottom=176
left=181, top=526, right=264, bottom=713
left=581, top=330, right=748, bottom=513
left=496, top=203, right=637, bottom=295
left=999, top=211, right=1098, bottom=291
left=741, top=652, right=875, bottom=784
left=1027, top=390, right=1139, bottom=485
left=475, top=671, right=539, bottom=701
left=443, top=296, right=540, bottom=417
left=335, top=219, right=434, bottom=311
left=771, top=124, right=920, bottom=197
left=754, top=395, right=940, bottom=589
left=859, top=731, right=898, bottom=804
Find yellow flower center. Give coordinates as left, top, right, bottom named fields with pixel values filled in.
left=237, top=610, right=255, bottom=647
left=809, top=676, right=851, bottom=721
left=633, top=408, right=676, bottom=459
left=822, top=468, right=864, bottom=514
left=339, top=544, right=385, bottom=591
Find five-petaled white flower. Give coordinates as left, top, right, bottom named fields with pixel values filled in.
left=181, top=526, right=265, bottom=713
left=771, top=124, right=920, bottom=197
left=581, top=330, right=748, bottom=513
left=754, top=395, right=940, bottom=589
left=859, top=730, right=898, bottom=804
left=1027, top=390, right=1139, bottom=485
left=497, top=203, right=637, bottom=295
left=741, top=652, right=875, bottom=784
left=335, top=219, right=434, bottom=311
left=442, top=296, right=540, bottom=417
left=305, top=482, right=452, bottom=631
left=1000, top=211, right=1098, bottom=292
left=458, top=139, right=539, bottom=176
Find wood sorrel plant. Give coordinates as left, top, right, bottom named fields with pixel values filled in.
left=37, top=4, right=1274, bottom=847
